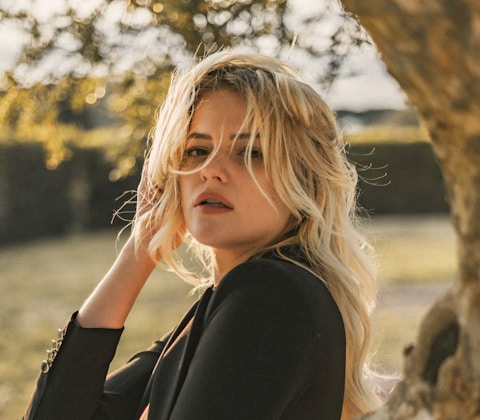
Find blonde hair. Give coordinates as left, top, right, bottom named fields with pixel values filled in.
left=133, top=50, right=381, bottom=418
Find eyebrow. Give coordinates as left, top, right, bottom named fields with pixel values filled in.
left=186, top=132, right=256, bottom=141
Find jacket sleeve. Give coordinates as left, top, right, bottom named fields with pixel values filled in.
left=23, top=312, right=123, bottom=420
left=24, top=311, right=170, bottom=420
left=167, top=259, right=345, bottom=420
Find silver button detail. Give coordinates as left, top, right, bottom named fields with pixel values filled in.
left=40, top=326, right=67, bottom=373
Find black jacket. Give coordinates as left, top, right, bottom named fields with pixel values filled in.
left=24, top=254, right=346, bottom=419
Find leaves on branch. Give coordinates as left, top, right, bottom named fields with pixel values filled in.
left=0, top=0, right=369, bottom=173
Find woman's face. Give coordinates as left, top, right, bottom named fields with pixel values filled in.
left=179, top=90, right=291, bottom=264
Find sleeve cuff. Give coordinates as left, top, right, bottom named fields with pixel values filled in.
left=40, top=311, right=124, bottom=374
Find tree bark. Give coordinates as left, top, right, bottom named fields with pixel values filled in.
left=338, top=1, right=480, bottom=418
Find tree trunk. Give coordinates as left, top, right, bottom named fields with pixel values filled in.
left=338, top=1, right=480, bottom=418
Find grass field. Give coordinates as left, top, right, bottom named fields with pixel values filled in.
left=0, top=215, right=457, bottom=418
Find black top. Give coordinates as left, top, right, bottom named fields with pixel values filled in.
left=24, top=253, right=346, bottom=419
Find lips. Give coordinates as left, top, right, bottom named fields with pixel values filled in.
left=194, top=191, right=233, bottom=209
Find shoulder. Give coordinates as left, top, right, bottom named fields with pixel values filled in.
left=210, top=255, right=342, bottom=327
left=220, top=255, right=317, bottom=289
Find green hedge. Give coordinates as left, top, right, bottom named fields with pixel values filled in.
left=348, top=142, right=449, bottom=215
left=0, top=144, right=139, bottom=246
left=0, top=142, right=449, bottom=246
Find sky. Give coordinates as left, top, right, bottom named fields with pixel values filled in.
left=287, top=0, right=407, bottom=110
left=0, top=0, right=407, bottom=111
left=325, top=48, right=407, bottom=111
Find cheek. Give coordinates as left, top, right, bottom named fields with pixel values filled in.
left=178, top=177, right=190, bottom=212
left=257, top=176, right=282, bottom=207
left=257, top=182, right=291, bottom=225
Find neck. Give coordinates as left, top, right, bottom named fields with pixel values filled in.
left=212, top=248, right=255, bottom=287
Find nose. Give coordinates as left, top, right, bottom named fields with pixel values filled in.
left=200, top=154, right=228, bottom=183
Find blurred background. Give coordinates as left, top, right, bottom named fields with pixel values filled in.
left=0, top=0, right=456, bottom=417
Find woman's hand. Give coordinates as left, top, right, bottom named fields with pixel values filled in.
left=76, top=160, right=184, bottom=329
left=75, top=161, right=158, bottom=329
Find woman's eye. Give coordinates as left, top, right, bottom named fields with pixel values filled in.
left=250, top=149, right=263, bottom=159
left=239, top=148, right=263, bottom=160
left=182, top=147, right=210, bottom=167
left=185, top=147, right=209, bottom=158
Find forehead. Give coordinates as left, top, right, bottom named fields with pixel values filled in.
left=194, top=89, right=245, bottom=111
left=189, top=90, right=249, bottom=132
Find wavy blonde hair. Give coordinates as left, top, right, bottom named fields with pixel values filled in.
left=133, top=50, right=381, bottom=418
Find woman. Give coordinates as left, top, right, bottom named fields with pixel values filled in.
left=24, top=51, right=380, bottom=419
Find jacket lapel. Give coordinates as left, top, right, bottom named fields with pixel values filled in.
left=145, top=287, right=213, bottom=419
